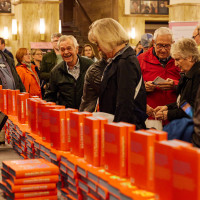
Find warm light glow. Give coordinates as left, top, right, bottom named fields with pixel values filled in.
left=3, top=27, right=9, bottom=39
left=40, top=18, right=45, bottom=34
left=59, top=20, right=62, bottom=33
left=130, top=27, right=136, bottom=39
left=12, top=19, right=17, bottom=35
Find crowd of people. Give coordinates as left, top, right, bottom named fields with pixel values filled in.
left=1, top=18, right=200, bottom=146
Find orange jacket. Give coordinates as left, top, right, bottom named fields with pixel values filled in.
left=16, top=63, right=42, bottom=98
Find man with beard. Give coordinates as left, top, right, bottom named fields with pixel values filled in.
left=44, top=35, right=93, bottom=109
left=40, top=33, right=62, bottom=88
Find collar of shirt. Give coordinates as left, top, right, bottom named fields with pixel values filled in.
left=66, top=57, right=80, bottom=72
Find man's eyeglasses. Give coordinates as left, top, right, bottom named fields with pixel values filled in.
left=155, top=43, right=171, bottom=49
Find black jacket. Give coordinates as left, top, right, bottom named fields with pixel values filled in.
left=167, top=61, right=200, bottom=121
left=44, top=56, right=93, bottom=109
left=79, top=59, right=107, bottom=112
left=99, top=46, right=147, bottom=129
left=0, top=51, right=25, bottom=92
left=40, top=50, right=57, bottom=83
left=4, top=48, right=14, bottom=60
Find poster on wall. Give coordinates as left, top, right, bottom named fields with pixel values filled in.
left=169, top=21, right=198, bottom=42
left=0, top=0, right=11, bottom=13
left=125, top=0, right=169, bottom=15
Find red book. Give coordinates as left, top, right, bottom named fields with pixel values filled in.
left=41, top=105, right=65, bottom=142
left=129, top=130, right=155, bottom=191
left=7, top=90, right=20, bottom=116
left=84, top=116, right=100, bottom=166
left=154, top=140, right=192, bottom=200
left=17, top=93, right=29, bottom=124
left=94, top=116, right=108, bottom=167
left=37, top=101, right=55, bottom=136
left=15, top=195, right=58, bottom=200
left=172, top=146, right=200, bottom=200
left=70, top=112, right=92, bottom=157
left=104, top=123, right=127, bottom=177
left=2, top=89, right=9, bottom=114
left=6, top=179, right=56, bottom=192
left=50, top=108, right=77, bottom=151
left=0, top=86, right=3, bottom=111
left=2, top=159, right=59, bottom=178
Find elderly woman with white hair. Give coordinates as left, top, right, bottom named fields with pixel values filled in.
left=155, top=38, right=200, bottom=121
left=88, top=18, right=147, bottom=129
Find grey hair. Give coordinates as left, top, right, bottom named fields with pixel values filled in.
left=88, top=18, right=129, bottom=53
left=58, top=35, right=79, bottom=48
left=51, top=33, right=62, bottom=41
left=171, top=38, right=200, bottom=62
left=153, top=27, right=174, bottom=42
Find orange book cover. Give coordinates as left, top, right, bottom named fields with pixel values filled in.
left=50, top=108, right=77, bottom=151
left=154, top=140, right=192, bottom=200
left=41, top=105, right=65, bottom=142
left=104, top=123, right=127, bottom=177
left=65, top=108, right=78, bottom=150
left=7, top=90, right=14, bottom=115
left=2, top=89, right=9, bottom=114
left=129, top=130, right=155, bottom=191
left=10, top=174, right=59, bottom=185
left=29, top=98, right=44, bottom=134
left=7, top=188, right=57, bottom=199
left=69, top=112, right=92, bottom=157
left=6, top=179, right=56, bottom=193
left=94, top=116, right=108, bottom=167
left=172, top=146, right=200, bottom=200
left=3, top=159, right=59, bottom=178
left=84, top=116, right=100, bottom=167
left=37, top=101, right=55, bottom=137
left=50, top=109, right=65, bottom=150
left=17, top=93, right=29, bottom=124
left=15, top=195, right=58, bottom=200
left=118, top=122, right=136, bottom=178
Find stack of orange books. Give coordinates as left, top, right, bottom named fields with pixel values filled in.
left=1, top=159, right=59, bottom=199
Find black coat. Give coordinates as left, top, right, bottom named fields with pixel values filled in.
left=0, top=51, right=25, bottom=92
left=167, top=61, right=200, bottom=121
left=99, top=46, right=147, bottom=129
left=79, top=59, right=107, bottom=112
left=44, top=56, right=93, bottom=109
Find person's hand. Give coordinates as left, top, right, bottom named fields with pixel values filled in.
left=146, top=104, right=154, bottom=117
left=155, top=110, right=168, bottom=120
left=145, top=81, right=156, bottom=92
left=154, top=105, right=168, bottom=113
left=157, top=78, right=174, bottom=90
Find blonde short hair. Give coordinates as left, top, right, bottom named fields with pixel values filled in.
left=88, top=18, right=129, bottom=53
left=171, top=38, right=200, bottom=62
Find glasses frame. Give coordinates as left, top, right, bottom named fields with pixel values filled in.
left=155, top=43, right=171, bottom=50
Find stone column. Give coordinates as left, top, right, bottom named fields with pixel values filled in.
left=169, top=0, right=200, bottom=22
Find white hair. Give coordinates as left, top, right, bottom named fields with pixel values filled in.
left=153, top=27, right=174, bottom=42
left=58, top=35, right=79, bottom=48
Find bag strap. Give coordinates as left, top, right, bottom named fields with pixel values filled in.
left=134, top=75, right=143, bottom=100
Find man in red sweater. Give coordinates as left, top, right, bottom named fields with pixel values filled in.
left=138, top=27, right=180, bottom=118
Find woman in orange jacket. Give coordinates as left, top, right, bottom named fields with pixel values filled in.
left=16, top=48, right=42, bottom=98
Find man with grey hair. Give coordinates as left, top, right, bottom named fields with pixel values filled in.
left=40, top=33, right=62, bottom=88
left=44, top=35, right=93, bottom=108
left=138, top=27, right=180, bottom=118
